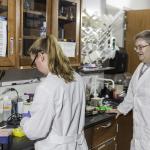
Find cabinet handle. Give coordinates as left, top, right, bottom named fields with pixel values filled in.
left=96, top=127, right=100, bottom=130
left=10, top=37, right=14, bottom=55
left=19, top=38, right=22, bottom=56
left=98, top=144, right=105, bottom=150
left=100, top=122, right=112, bottom=128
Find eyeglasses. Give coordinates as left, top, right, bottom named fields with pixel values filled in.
left=134, top=44, right=150, bottom=51
left=31, top=54, right=38, bottom=67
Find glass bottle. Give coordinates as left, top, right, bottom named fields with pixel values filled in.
left=40, top=21, right=47, bottom=38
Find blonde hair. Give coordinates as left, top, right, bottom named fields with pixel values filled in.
left=28, top=35, right=75, bottom=83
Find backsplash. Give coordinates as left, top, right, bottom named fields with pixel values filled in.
left=0, top=79, right=41, bottom=122
left=0, top=79, right=40, bottom=101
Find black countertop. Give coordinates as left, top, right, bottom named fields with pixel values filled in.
left=1, top=113, right=115, bottom=150
left=85, top=113, right=115, bottom=128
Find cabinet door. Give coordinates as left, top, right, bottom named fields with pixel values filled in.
left=92, top=138, right=116, bottom=150
left=91, top=120, right=117, bottom=148
left=51, top=0, right=81, bottom=66
left=17, top=0, right=52, bottom=67
left=85, top=127, right=92, bottom=149
left=0, top=0, right=16, bottom=67
left=117, top=111, right=133, bottom=150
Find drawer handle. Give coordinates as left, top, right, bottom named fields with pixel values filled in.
left=98, top=144, right=105, bottom=150
left=100, top=122, right=112, bottom=128
left=10, top=37, right=14, bottom=55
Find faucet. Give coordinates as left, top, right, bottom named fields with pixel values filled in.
left=93, top=77, right=115, bottom=98
left=97, top=78, right=115, bottom=89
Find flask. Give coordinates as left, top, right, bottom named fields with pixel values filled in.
left=3, top=96, right=12, bottom=121
left=40, top=21, right=46, bottom=38
left=23, top=93, right=34, bottom=117
left=100, top=83, right=111, bottom=99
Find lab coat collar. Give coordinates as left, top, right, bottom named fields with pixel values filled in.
left=134, top=63, right=150, bottom=90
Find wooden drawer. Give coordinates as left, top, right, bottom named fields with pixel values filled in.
left=92, top=137, right=116, bottom=150
left=91, top=120, right=117, bottom=148
left=85, top=127, right=92, bottom=149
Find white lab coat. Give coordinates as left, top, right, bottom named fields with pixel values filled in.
left=118, top=62, right=150, bottom=150
left=20, top=72, right=88, bottom=150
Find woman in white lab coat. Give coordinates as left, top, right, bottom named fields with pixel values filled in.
left=20, top=35, right=88, bottom=150
left=107, top=30, right=150, bottom=150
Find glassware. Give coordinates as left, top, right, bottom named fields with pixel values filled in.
left=69, top=7, right=74, bottom=20
left=24, top=0, right=30, bottom=10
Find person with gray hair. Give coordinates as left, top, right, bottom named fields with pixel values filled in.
left=107, top=30, right=150, bottom=150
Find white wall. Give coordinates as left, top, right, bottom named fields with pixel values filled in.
left=106, top=0, right=150, bottom=10
left=82, top=0, right=125, bottom=47
left=82, top=0, right=150, bottom=48
left=82, top=0, right=107, bottom=16
left=106, top=0, right=150, bottom=47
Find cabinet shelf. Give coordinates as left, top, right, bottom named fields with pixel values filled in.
left=23, top=9, right=46, bottom=17
left=23, top=36, right=40, bottom=40
left=59, top=15, right=75, bottom=23
left=24, top=28, right=40, bottom=36
left=59, top=15, right=68, bottom=20
left=60, top=0, right=75, bottom=6
left=79, top=67, right=115, bottom=74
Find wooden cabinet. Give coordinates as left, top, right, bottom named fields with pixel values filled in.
left=125, top=9, right=150, bottom=73
left=85, top=113, right=132, bottom=150
left=16, top=0, right=52, bottom=67
left=116, top=112, right=133, bottom=150
left=51, top=0, right=81, bottom=66
left=85, top=120, right=117, bottom=150
left=0, top=0, right=16, bottom=68
left=92, top=138, right=116, bottom=150
left=0, top=0, right=81, bottom=68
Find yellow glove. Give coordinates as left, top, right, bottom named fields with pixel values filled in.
left=12, top=127, right=25, bottom=137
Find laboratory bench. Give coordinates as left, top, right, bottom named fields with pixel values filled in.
left=0, top=112, right=132, bottom=150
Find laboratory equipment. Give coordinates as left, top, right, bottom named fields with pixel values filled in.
left=81, top=10, right=124, bottom=65
left=1, top=88, right=22, bottom=126
left=22, top=93, right=33, bottom=117
left=93, top=77, right=115, bottom=98
left=3, top=96, right=12, bottom=121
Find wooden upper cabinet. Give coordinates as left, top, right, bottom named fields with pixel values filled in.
left=0, top=0, right=16, bottom=68
left=0, top=0, right=81, bottom=68
left=125, top=9, right=150, bottom=73
left=17, top=0, right=52, bottom=68
left=51, top=0, right=81, bottom=66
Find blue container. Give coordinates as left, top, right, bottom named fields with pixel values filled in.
left=0, top=135, right=11, bottom=144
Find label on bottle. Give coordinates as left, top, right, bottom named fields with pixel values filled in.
left=2, top=96, right=12, bottom=121
left=0, top=101, right=3, bottom=114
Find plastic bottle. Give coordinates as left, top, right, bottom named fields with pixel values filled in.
left=3, top=96, right=12, bottom=121
left=17, top=97, right=24, bottom=114
left=0, top=96, right=3, bottom=122
left=40, top=21, right=46, bottom=38
left=23, top=93, right=34, bottom=116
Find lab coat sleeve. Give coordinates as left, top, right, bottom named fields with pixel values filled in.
left=117, top=78, right=134, bottom=115
left=20, top=85, right=55, bottom=140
